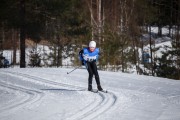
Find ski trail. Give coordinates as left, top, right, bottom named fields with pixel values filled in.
left=2, top=71, right=83, bottom=90
left=67, top=92, right=117, bottom=120
left=0, top=81, right=44, bottom=117
left=1, top=70, right=117, bottom=120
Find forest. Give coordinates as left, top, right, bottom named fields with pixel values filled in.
left=0, top=0, right=180, bottom=80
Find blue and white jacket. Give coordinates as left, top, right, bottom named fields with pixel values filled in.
left=79, top=47, right=99, bottom=64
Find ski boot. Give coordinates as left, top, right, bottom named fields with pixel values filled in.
left=88, top=84, right=92, bottom=91
left=97, top=85, right=103, bottom=91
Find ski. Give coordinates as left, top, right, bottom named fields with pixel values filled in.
left=89, top=89, right=98, bottom=93
left=99, top=90, right=108, bottom=93
left=88, top=89, right=107, bottom=93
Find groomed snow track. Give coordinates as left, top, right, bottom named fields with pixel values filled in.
left=0, top=70, right=117, bottom=120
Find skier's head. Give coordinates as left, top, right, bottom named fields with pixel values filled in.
left=89, top=41, right=96, bottom=52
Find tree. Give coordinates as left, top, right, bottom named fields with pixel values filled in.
left=28, top=47, right=41, bottom=67
left=20, top=0, right=26, bottom=68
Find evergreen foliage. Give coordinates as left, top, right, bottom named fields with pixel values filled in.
left=0, top=0, right=180, bottom=79
left=28, top=48, right=41, bottom=67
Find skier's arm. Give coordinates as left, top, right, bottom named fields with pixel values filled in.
left=79, top=49, right=85, bottom=65
left=95, top=48, right=100, bottom=62
left=79, top=49, right=83, bottom=61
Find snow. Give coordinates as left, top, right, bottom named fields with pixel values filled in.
left=151, top=27, right=170, bottom=35
left=0, top=68, right=180, bottom=120
left=143, top=41, right=172, bottom=59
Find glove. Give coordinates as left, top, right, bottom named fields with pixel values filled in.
left=81, top=61, right=85, bottom=66
left=92, top=60, right=96, bottom=62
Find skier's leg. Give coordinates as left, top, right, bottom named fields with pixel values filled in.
left=86, top=62, right=93, bottom=90
left=92, top=62, right=103, bottom=90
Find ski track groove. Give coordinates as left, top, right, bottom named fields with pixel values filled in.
left=0, top=81, right=44, bottom=116
left=69, top=92, right=117, bottom=120
left=1, top=70, right=117, bottom=120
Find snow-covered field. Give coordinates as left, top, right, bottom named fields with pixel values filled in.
left=0, top=68, right=180, bottom=120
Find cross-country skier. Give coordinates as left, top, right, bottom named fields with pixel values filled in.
left=79, top=40, right=103, bottom=91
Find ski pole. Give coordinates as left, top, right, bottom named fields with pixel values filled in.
left=67, top=66, right=81, bottom=74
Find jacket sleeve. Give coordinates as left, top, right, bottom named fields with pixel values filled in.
left=96, top=48, right=100, bottom=61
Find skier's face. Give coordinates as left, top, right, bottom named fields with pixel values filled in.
left=89, top=47, right=95, bottom=52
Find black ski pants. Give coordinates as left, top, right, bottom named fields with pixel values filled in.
left=86, top=61, right=101, bottom=86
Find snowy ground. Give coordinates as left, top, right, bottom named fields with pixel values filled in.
left=0, top=68, right=180, bottom=120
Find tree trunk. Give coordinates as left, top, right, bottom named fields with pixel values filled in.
left=121, top=45, right=124, bottom=72
left=12, top=29, right=17, bottom=66
left=158, top=25, right=162, bottom=37
left=176, top=25, right=180, bottom=80
left=0, top=23, right=5, bottom=54
left=149, top=26, right=154, bottom=76
left=98, top=0, right=101, bottom=44
left=57, top=35, right=62, bottom=67
left=20, top=0, right=26, bottom=68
